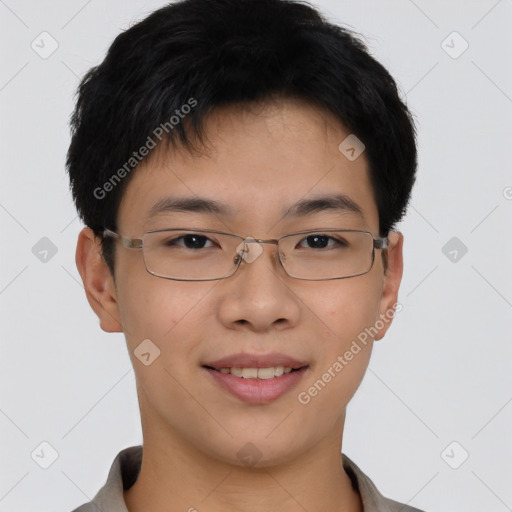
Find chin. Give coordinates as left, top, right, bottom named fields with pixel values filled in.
left=198, top=430, right=312, bottom=469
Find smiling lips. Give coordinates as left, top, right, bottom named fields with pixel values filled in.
left=202, top=352, right=309, bottom=404
left=218, top=366, right=293, bottom=379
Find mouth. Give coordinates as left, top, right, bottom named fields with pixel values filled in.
left=202, top=365, right=305, bottom=379
left=201, top=353, right=310, bottom=404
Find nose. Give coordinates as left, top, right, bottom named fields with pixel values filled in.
left=216, top=240, right=301, bottom=333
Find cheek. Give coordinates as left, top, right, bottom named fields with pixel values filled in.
left=297, top=277, right=383, bottom=397
left=304, top=275, right=383, bottom=342
left=115, top=267, right=216, bottom=356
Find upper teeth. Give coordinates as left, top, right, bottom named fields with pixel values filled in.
left=219, top=367, right=293, bottom=379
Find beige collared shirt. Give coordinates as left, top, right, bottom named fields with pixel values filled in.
left=71, top=445, right=426, bottom=512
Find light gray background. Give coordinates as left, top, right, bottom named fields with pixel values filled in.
left=1, top=0, right=511, bottom=510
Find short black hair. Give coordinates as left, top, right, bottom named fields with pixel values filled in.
left=66, top=0, right=417, bottom=277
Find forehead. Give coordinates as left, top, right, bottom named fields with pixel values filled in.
left=117, top=98, right=379, bottom=234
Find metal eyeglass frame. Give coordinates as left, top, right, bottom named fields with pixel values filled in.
left=102, top=227, right=389, bottom=281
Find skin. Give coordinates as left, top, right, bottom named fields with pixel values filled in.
left=76, top=97, right=404, bottom=512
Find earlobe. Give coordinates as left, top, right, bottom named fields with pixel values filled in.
left=374, top=230, right=404, bottom=341
left=75, top=227, right=123, bottom=333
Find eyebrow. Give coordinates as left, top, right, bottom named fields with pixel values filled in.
left=146, top=193, right=364, bottom=220
left=282, top=194, right=364, bottom=219
left=147, top=197, right=232, bottom=218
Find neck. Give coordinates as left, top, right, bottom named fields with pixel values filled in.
left=124, top=405, right=362, bottom=512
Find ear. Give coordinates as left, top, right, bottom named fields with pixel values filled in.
left=75, top=227, right=123, bottom=333
left=374, top=230, right=404, bottom=341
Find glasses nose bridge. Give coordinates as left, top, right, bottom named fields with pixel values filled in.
left=246, top=237, right=283, bottom=257
left=236, top=236, right=285, bottom=271
left=250, top=237, right=280, bottom=247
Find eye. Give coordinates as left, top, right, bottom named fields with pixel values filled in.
left=297, top=234, right=348, bottom=249
left=166, top=234, right=215, bottom=249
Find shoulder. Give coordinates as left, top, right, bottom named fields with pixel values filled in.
left=69, top=445, right=142, bottom=512
left=342, top=453, right=427, bottom=512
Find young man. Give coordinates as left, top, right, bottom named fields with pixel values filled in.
left=67, top=0, right=423, bottom=510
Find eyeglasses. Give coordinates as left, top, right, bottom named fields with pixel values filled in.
left=102, top=227, right=389, bottom=281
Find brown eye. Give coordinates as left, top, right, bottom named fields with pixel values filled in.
left=162, top=234, right=214, bottom=249
left=297, top=235, right=346, bottom=249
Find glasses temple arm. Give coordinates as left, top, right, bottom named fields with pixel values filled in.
left=374, top=237, right=389, bottom=249
left=102, top=228, right=143, bottom=249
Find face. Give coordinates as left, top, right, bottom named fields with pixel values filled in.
left=77, top=97, right=403, bottom=467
